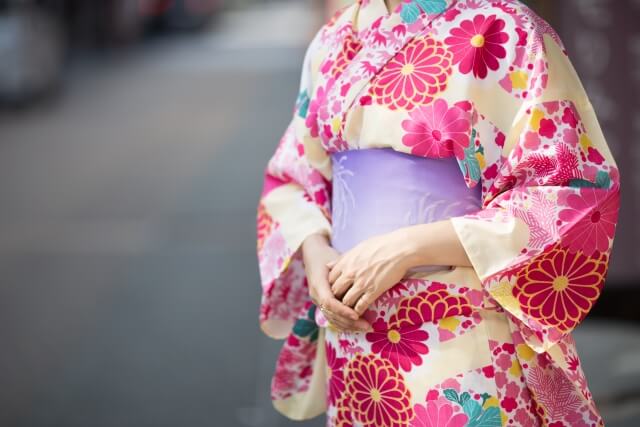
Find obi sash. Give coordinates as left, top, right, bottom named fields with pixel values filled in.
left=330, top=147, right=482, bottom=274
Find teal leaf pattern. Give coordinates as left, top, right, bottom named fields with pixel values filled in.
left=568, top=178, right=598, bottom=188
left=468, top=406, right=502, bottom=427
left=296, top=89, right=310, bottom=119
left=459, top=391, right=471, bottom=406
left=416, top=0, right=448, bottom=14
left=457, top=128, right=481, bottom=184
left=400, top=2, right=421, bottom=23
left=443, top=388, right=459, bottom=403
left=445, top=388, right=503, bottom=427
left=568, top=170, right=611, bottom=189
left=292, top=304, right=319, bottom=342
left=463, top=398, right=482, bottom=420
left=400, top=0, right=447, bottom=23
left=595, top=170, right=611, bottom=189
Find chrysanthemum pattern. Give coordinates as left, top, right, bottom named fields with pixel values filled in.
left=345, top=353, right=414, bottom=427
left=365, top=317, right=430, bottom=372
left=390, top=286, right=474, bottom=329
left=325, top=341, right=348, bottom=406
left=513, top=242, right=608, bottom=333
left=401, top=98, right=472, bottom=159
left=369, top=35, right=453, bottom=110
left=444, top=13, right=509, bottom=79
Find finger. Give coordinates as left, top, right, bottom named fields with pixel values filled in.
left=322, top=295, right=360, bottom=321
left=325, top=258, right=338, bottom=268
left=315, top=276, right=360, bottom=323
left=330, top=273, right=354, bottom=299
left=320, top=306, right=354, bottom=330
left=341, top=281, right=366, bottom=308
left=324, top=311, right=371, bottom=332
left=323, top=313, right=351, bottom=331
left=327, top=259, right=345, bottom=284
left=354, top=291, right=376, bottom=316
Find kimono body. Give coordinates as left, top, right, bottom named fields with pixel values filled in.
left=256, top=0, right=621, bottom=426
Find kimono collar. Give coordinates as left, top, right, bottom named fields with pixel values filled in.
left=313, top=0, right=460, bottom=164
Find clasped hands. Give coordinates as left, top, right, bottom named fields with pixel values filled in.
left=303, top=227, right=419, bottom=333
left=303, top=219, right=468, bottom=333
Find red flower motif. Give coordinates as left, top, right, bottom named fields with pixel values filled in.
left=410, top=400, right=469, bottom=427
left=334, top=392, right=354, bottom=426
left=539, top=118, right=557, bottom=138
left=365, top=318, right=430, bottom=371
left=445, top=14, right=509, bottom=79
left=391, top=288, right=473, bottom=329
left=369, top=35, right=453, bottom=110
left=513, top=242, right=608, bottom=332
left=401, top=99, right=471, bottom=159
left=345, top=353, right=414, bottom=427
left=331, top=33, right=363, bottom=78
left=325, top=341, right=347, bottom=406
left=256, top=202, right=273, bottom=252
left=501, top=396, right=518, bottom=412
left=559, top=187, right=619, bottom=256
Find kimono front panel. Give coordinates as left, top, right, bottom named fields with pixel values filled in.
left=256, top=0, right=620, bottom=425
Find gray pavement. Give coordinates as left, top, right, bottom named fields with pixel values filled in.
left=0, top=2, right=638, bottom=426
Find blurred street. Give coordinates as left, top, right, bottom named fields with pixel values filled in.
left=0, top=1, right=638, bottom=426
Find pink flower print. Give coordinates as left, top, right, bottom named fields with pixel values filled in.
left=305, top=82, right=331, bottom=138
left=410, top=400, right=468, bottom=427
left=523, top=130, right=541, bottom=150
left=559, top=187, right=619, bottom=256
left=401, top=99, right=471, bottom=159
left=365, top=317, right=430, bottom=371
left=538, top=118, right=557, bottom=138
left=562, top=106, right=579, bottom=128
left=369, top=35, right=453, bottom=110
left=501, top=397, right=518, bottom=413
left=587, top=146, right=605, bottom=164
left=325, top=341, right=347, bottom=406
left=445, top=14, right=509, bottom=79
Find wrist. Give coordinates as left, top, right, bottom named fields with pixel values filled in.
left=302, top=230, right=331, bottom=252
left=395, top=224, right=433, bottom=269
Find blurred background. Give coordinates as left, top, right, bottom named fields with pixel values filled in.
left=0, top=0, right=638, bottom=426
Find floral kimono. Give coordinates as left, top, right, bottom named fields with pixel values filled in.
left=255, top=0, right=621, bottom=426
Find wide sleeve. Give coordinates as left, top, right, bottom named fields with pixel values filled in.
left=449, top=31, right=621, bottom=353
left=256, top=31, right=333, bottom=340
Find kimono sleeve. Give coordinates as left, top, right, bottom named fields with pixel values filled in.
left=256, top=32, right=333, bottom=340
left=449, top=31, right=621, bottom=353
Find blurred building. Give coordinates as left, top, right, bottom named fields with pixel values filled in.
left=0, top=0, right=224, bottom=104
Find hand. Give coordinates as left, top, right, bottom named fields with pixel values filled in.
left=302, top=232, right=373, bottom=333
left=327, top=228, right=414, bottom=316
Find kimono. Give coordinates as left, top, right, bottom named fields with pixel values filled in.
left=255, top=0, right=621, bottom=426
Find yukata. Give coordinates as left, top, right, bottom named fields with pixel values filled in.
left=255, top=0, right=621, bottom=426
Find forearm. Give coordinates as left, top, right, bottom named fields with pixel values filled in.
left=400, top=218, right=473, bottom=269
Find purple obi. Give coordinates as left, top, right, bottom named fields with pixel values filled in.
left=330, top=148, right=482, bottom=274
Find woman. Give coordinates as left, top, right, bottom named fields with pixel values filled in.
left=256, top=0, right=621, bottom=425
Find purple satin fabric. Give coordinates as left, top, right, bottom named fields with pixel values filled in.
left=330, top=147, right=482, bottom=274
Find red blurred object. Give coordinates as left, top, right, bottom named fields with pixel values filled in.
left=139, top=0, right=222, bottom=29
left=139, top=0, right=174, bottom=16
